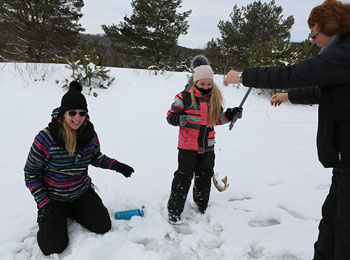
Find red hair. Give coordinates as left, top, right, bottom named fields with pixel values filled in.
left=308, top=0, right=350, bottom=36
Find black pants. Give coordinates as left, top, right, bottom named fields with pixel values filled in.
left=37, top=187, right=111, bottom=256
left=314, top=168, right=350, bottom=260
left=168, top=150, right=215, bottom=217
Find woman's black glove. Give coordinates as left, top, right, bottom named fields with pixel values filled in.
left=225, top=107, right=243, bottom=121
left=112, top=161, right=134, bottom=177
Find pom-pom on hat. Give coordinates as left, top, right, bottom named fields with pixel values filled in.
left=60, top=81, right=88, bottom=115
left=191, top=54, right=209, bottom=69
left=191, top=55, right=213, bottom=82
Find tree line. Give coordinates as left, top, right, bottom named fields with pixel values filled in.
left=0, top=0, right=319, bottom=74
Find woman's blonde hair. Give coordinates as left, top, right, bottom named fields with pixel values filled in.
left=59, top=119, right=77, bottom=155
left=190, top=81, right=223, bottom=126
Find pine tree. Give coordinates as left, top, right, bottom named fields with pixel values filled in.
left=206, top=0, right=294, bottom=71
left=0, top=0, right=84, bottom=62
left=64, top=42, right=115, bottom=93
left=102, top=0, right=191, bottom=69
left=292, top=39, right=320, bottom=62
left=247, top=37, right=319, bottom=96
left=204, top=39, right=236, bottom=75
left=247, top=36, right=295, bottom=67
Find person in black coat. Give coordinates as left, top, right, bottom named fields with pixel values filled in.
left=224, top=0, right=350, bottom=259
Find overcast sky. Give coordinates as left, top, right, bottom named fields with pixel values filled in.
left=80, top=0, right=349, bottom=49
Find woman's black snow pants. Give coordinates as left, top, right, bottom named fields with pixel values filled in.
left=167, top=149, right=215, bottom=218
left=37, top=187, right=111, bottom=256
left=314, top=168, right=350, bottom=260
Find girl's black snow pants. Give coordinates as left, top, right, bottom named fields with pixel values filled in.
left=167, top=149, right=215, bottom=218
left=37, top=186, right=111, bottom=256
left=314, top=168, right=350, bottom=260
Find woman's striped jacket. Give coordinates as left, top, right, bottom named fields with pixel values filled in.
left=24, top=120, right=116, bottom=209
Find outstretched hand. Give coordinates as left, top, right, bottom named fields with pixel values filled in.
left=224, top=70, right=241, bottom=86
left=270, top=93, right=289, bottom=107
left=113, top=161, right=134, bottom=178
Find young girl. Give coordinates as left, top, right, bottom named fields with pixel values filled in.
left=166, top=55, right=242, bottom=224
left=24, top=81, right=134, bottom=255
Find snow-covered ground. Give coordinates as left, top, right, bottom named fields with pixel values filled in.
left=0, top=63, right=330, bottom=260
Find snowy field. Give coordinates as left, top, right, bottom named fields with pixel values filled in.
left=0, top=63, right=330, bottom=260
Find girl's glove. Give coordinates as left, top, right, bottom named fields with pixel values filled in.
left=168, top=114, right=188, bottom=126
left=225, top=107, right=243, bottom=121
left=179, top=115, right=188, bottom=126
left=112, top=161, right=134, bottom=177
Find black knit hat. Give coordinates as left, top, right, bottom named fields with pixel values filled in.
left=60, top=81, right=88, bottom=115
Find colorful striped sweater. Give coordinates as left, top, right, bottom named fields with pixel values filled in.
left=24, top=114, right=116, bottom=208
left=167, top=87, right=230, bottom=153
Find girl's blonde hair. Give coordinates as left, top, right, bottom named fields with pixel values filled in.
left=59, top=119, right=77, bottom=155
left=190, top=81, right=223, bottom=126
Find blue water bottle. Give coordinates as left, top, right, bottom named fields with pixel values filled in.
left=115, top=205, right=145, bottom=220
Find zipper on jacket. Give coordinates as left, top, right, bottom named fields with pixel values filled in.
left=185, top=129, right=188, bottom=143
left=338, top=152, right=342, bottom=161
left=203, top=101, right=209, bottom=152
left=203, top=126, right=207, bottom=152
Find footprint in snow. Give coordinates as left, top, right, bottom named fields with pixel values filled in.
left=228, top=196, right=253, bottom=202
left=172, top=222, right=193, bottom=235
left=158, top=199, right=225, bottom=257
left=12, top=226, right=39, bottom=260
left=166, top=207, right=224, bottom=252
left=248, top=218, right=280, bottom=228
left=248, top=243, right=300, bottom=260
left=277, top=203, right=318, bottom=221
left=134, top=238, right=160, bottom=252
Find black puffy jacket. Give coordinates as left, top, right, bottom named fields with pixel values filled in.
left=242, top=35, right=350, bottom=168
left=288, top=86, right=320, bottom=105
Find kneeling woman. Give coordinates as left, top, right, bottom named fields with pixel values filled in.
left=24, top=81, right=134, bottom=255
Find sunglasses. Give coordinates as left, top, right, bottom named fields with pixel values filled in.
left=308, top=31, right=319, bottom=40
left=67, top=110, right=87, bottom=117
